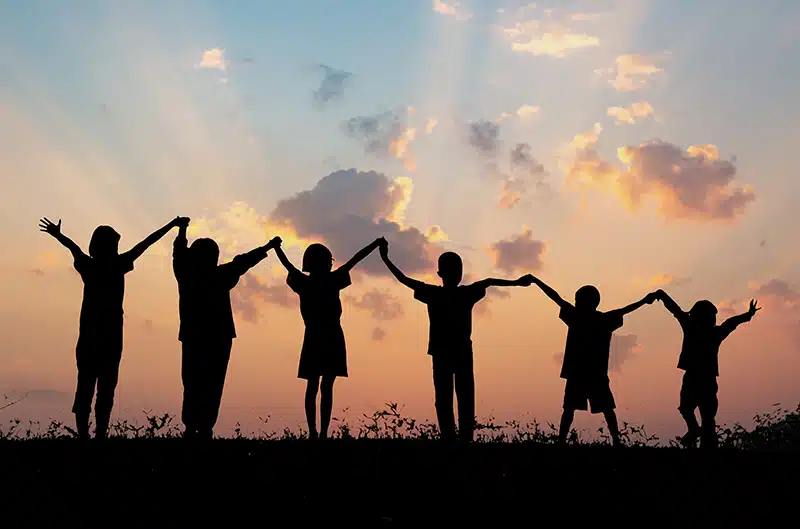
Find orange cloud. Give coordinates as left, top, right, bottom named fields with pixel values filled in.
left=432, top=0, right=472, bottom=20
left=607, top=102, right=655, bottom=125
left=560, top=125, right=756, bottom=221
left=196, top=48, right=227, bottom=71
left=649, top=274, right=692, bottom=287
left=597, top=54, right=663, bottom=92
left=503, top=8, right=601, bottom=57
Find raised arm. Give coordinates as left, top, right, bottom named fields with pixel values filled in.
left=528, top=275, right=572, bottom=310
left=609, top=291, right=658, bottom=317
left=39, top=218, right=86, bottom=261
left=472, top=275, right=533, bottom=289
left=379, top=239, right=425, bottom=290
left=719, top=299, right=760, bottom=338
left=271, top=237, right=301, bottom=276
left=337, top=237, right=382, bottom=275
left=123, top=216, right=186, bottom=262
left=655, top=289, right=686, bottom=319
left=225, top=238, right=278, bottom=277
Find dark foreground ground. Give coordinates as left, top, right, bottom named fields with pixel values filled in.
left=1, top=439, right=799, bottom=527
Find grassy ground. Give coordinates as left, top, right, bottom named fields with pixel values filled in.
left=2, top=403, right=800, bottom=526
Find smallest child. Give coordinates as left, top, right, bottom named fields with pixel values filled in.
left=655, top=290, right=760, bottom=449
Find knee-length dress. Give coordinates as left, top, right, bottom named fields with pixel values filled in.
left=287, top=268, right=351, bottom=379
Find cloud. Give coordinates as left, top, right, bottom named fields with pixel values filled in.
left=597, top=54, right=663, bottom=92
left=487, top=227, right=547, bottom=275
left=560, top=124, right=756, bottom=221
left=143, top=319, right=154, bottom=332
left=474, top=288, right=512, bottom=318
left=649, top=274, right=692, bottom=288
left=231, top=274, right=299, bottom=324
left=196, top=48, right=227, bottom=71
left=425, top=225, right=448, bottom=242
left=502, top=8, right=601, bottom=57
left=607, top=102, right=655, bottom=125
left=467, top=119, right=501, bottom=158
left=345, top=289, right=405, bottom=321
left=30, top=268, right=45, bottom=277
left=432, top=0, right=472, bottom=20
left=554, top=334, right=642, bottom=373
left=372, top=327, right=387, bottom=341
left=499, top=143, right=550, bottom=209
left=313, top=64, right=353, bottom=108
left=424, top=118, right=438, bottom=134
left=516, top=105, right=540, bottom=118
left=342, top=109, right=418, bottom=171
left=609, top=334, right=642, bottom=372
left=749, top=279, right=799, bottom=306
left=270, top=169, right=441, bottom=277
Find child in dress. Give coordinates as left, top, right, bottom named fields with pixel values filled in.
left=271, top=236, right=384, bottom=440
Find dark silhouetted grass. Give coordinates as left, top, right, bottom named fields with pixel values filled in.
left=1, top=402, right=798, bottom=526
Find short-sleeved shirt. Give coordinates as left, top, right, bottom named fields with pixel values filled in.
left=73, top=253, right=135, bottom=332
left=287, top=268, right=352, bottom=329
left=173, top=237, right=269, bottom=342
left=412, top=283, right=487, bottom=357
left=558, top=305, right=624, bottom=380
left=674, top=311, right=743, bottom=377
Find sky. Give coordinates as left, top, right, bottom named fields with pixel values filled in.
left=1, top=0, right=799, bottom=442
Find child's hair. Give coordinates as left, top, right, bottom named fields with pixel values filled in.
left=689, top=300, right=717, bottom=325
left=89, top=226, right=121, bottom=258
left=437, top=252, right=463, bottom=284
left=575, top=285, right=601, bottom=310
left=190, top=238, right=220, bottom=268
left=302, top=243, right=334, bottom=273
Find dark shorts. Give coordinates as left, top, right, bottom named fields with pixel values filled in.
left=563, top=377, right=615, bottom=414
left=679, top=373, right=718, bottom=414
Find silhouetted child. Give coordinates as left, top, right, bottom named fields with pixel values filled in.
left=272, top=235, right=384, bottom=440
left=380, top=241, right=532, bottom=444
left=528, top=275, right=657, bottom=447
left=39, top=216, right=185, bottom=439
left=173, top=220, right=278, bottom=440
left=655, top=290, right=760, bottom=449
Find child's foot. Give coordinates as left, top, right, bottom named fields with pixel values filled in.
left=679, top=430, right=700, bottom=448
left=308, top=431, right=319, bottom=441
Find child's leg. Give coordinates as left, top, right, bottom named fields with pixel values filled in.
left=72, top=357, right=98, bottom=440
left=180, top=341, right=200, bottom=437
left=678, top=374, right=701, bottom=445
left=698, top=380, right=719, bottom=449
left=594, top=379, right=620, bottom=446
left=305, top=376, right=321, bottom=439
left=432, top=356, right=456, bottom=441
left=559, top=379, right=585, bottom=444
left=198, top=339, right=233, bottom=440
left=602, top=409, right=621, bottom=446
left=454, top=357, right=475, bottom=443
left=558, top=409, right=575, bottom=444
left=94, top=353, right=122, bottom=440
left=319, top=376, right=336, bottom=439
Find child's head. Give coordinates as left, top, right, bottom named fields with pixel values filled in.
left=575, top=285, right=601, bottom=311
left=190, top=238, right=220, bottom=270
left=89, top=226, right=120, bottom=259
left=302, top=243, right=333, bottom=274
left=437, top=252, right=463, bottom=286
left=689, top=300, right=717, bottom=327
